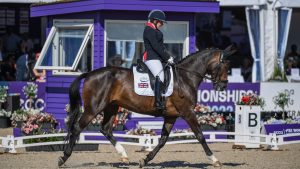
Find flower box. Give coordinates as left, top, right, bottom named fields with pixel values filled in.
left=25, top=144, right=98, bottom=152
left=234, top=105, right=261, bottom=148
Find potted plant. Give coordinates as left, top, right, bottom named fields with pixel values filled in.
left=273, top=90, right=290, bottom=120
left=22, top=82, right=38, bottom=111
left=268, top=64, right=288, bottom=82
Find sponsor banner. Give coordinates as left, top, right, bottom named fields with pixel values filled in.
left=264, top=124, right=300, bottom=135
left=260, top=83, right=300, bottom=114
left=264, top=124, right=300, bottom=141
left=198, top=83, right=260, bottom=112
left=5, top=82, right=46, bottom=111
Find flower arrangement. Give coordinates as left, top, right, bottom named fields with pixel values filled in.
left=21, top=112, right=58, bottom=135
left=237, top=93, right=265, bottom=108
left=22, top=82, right=38, bottom=99
left=194, top=103, right=210, bottom=114
left=91, top=114, right=103, bottom=125
left=11, top=109, right=28, bottom=126
left=193, top=103, right=225, bottom=128
left=11, top=108, right=58, bottom=134
left=126, top=127, right=157, bottom=136
left=0, top=109, right=11, bottom=118
left=0, top=86, right=8, bottom=103
left=113, top=107, right=130, bottom=128
left=0, top=86, right=11, bottom=118
left=196, top=112, right=226, bottom=127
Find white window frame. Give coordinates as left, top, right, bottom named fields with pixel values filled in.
left=34, top=19, right=94, bottom=71
left=104, top=20, right=189, bottom=66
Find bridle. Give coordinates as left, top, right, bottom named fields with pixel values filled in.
left=174, top=51, right=228, bottom=84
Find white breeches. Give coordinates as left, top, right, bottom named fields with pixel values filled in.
left=144, top=60, right=164, bottom=82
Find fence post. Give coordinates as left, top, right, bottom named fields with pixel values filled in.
left=78, top=133, right=85, bottom=144
left=267, top=133, right=279, bottom=150
left=7, top=135, right=17, bottom=153
left=145, top=134, right=153, bottom=152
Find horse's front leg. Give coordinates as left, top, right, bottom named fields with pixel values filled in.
left=139, top=117, right=176, bottom=168
left=183, top=112, right=222, bottom=167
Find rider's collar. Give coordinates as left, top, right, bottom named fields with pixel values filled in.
left=146, top=22, right=157, bottom=30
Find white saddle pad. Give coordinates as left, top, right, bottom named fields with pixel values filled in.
left=133, top=66, right=174, bottom=97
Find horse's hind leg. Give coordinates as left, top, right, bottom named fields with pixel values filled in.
left=139, top=117, right=176, bottom=168
left=183, top=113, right=222, bottom=167
left=59, top=110, right=96, bottom=166
left=100, top=105, right=129, bottom=163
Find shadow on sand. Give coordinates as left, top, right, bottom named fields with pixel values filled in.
left=60, top=161, right=246, bottom=168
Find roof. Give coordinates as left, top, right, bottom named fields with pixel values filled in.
left=30, top=0, right=219, bottom=17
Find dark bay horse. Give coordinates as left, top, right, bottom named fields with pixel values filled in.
left=58, top=47, right=234, bottom=168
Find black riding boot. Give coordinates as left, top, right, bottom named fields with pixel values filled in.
left=154, top=76, right=165, bottom=112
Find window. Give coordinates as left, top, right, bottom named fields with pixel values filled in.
left=105, top=20, right=189, bottom=68
left=34, top=19, right=93, bottom=75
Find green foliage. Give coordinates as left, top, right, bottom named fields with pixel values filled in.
left=0, top=86, right=8, bottom=103
left=269, top=64, right=287, bottom=82
left=273, top=90, right=290, bottom=111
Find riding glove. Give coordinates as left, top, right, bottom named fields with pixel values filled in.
left=168, top=56, right=175, bottom=65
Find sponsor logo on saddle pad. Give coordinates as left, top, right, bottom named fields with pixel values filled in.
left=140, top=77, right=149, bottom=82
left=133, top=66, right=174, bottom=97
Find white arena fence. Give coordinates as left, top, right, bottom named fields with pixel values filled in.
left=1, top=132, right=300, bottom=153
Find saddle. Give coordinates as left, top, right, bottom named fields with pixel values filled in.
left=136, top=59, right=171, bottom=93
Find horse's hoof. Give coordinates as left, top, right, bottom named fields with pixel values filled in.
left=213, top=161, right=222, bottom=167
left=139, top=158, right=146, bottom=168
left=58, top=156, right=65, bottom=167
left=121, top=157, right=130, bottom=164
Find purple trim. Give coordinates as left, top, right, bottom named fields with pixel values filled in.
left=31, top=0, right=219, bottom=17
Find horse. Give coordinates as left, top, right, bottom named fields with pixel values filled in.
left=58, top=46, right=235, bottom=168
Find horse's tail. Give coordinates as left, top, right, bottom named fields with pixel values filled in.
left=65, top=72, right=88, bottom=144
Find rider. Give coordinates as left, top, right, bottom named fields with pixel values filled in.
left=143, top=9, right=174, bottom=111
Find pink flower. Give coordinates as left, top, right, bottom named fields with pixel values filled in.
left=33, top=124, right=39, bottom=129
left=23, top=127, right=31, bottom=134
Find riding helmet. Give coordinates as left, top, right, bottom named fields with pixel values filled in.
left=148, top=9, right=167, bottom=23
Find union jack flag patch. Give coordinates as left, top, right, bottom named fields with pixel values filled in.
left=138, top=83, right=149, bottom=88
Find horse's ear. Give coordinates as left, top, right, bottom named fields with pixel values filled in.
left=223, top=44, right=237, bottom=59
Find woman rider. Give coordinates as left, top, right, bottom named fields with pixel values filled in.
left=143, top=9, right=174, bottom=111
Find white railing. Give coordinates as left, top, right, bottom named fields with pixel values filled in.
left=1, top=132, right=299, bottom=153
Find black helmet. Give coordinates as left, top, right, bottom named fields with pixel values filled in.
left=148, top=9, right=166, bottom=23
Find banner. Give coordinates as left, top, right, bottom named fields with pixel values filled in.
left=264, top=124, right=300, bottom=141
left=5, top=82, right=46, bottom=111
left=260, top=83, right=300, bottom=117
left=198, top=83, right=260, bottom=112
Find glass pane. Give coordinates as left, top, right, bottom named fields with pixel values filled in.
left=40, top=27, right=88, bottom=67
left=161, top=24, right=188, bottom=43
left=106, top=22, right=144, bottom=41
left=55, top=40, right=92, bottom=73
left=106, top=22, right=187, bottom=43
left=107, top=41, right=144, bottom=68
left=106, top=21, right=188, bottom=69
